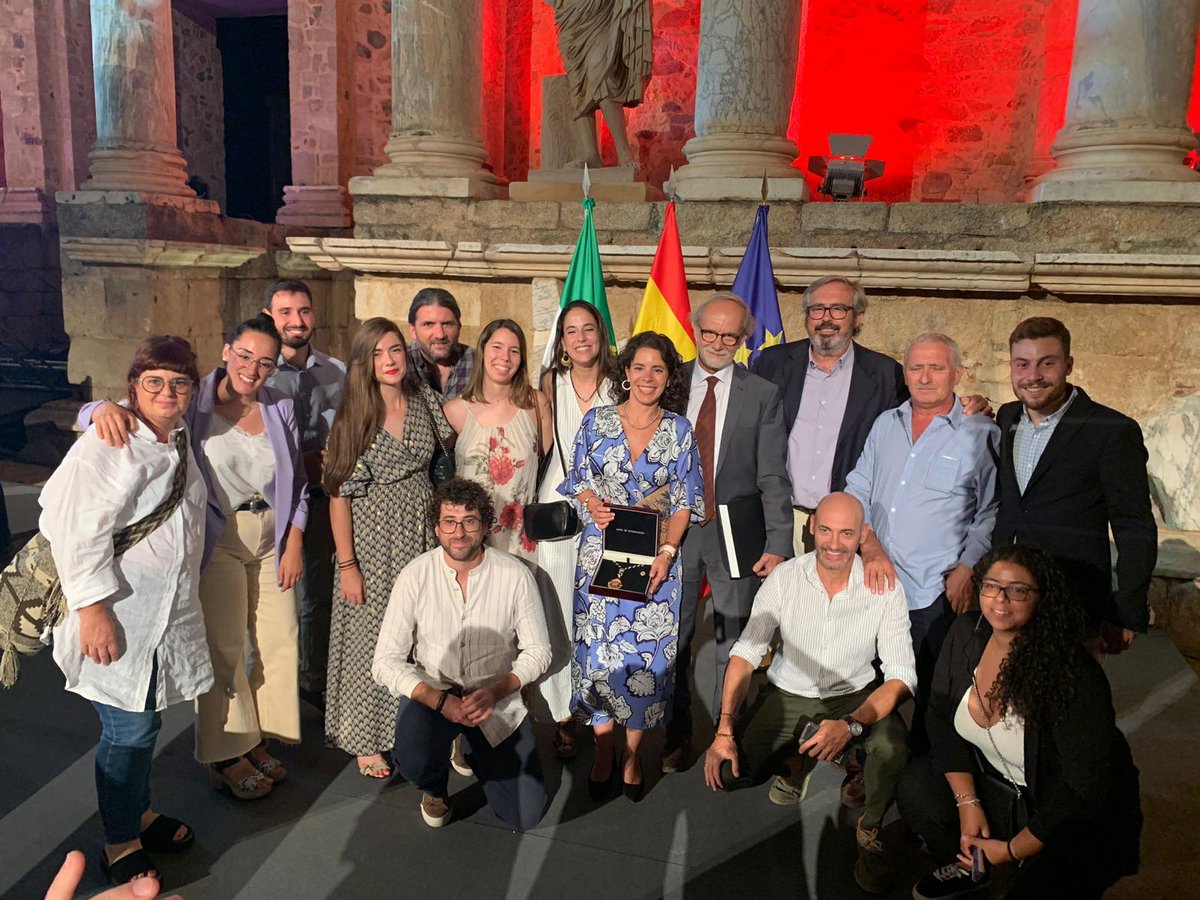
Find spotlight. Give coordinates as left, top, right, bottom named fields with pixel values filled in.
left=807, top=134, right=886, bottom=201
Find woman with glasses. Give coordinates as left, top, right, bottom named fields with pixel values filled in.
left=83, top=313, right=308, bottom=801
left=897, top=545, right=1141, bottom=899
left=322, top=318, right=453, bottom=779
left=443, top=319, right=553, bottom=557
left=563, top=331, right=704, bottom=801
left=45, top=337, right=208, bottom=886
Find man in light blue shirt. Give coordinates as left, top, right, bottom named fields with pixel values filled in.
left=263, top=279, right=347, bottom=705
left=846, top=333, right=998, bottom=751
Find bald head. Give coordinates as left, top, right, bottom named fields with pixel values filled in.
left=811, top=492, right=865, bottom=574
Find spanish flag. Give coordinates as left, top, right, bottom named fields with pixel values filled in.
left=633, top=202, right=695, bottom=359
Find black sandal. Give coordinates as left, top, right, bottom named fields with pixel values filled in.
left=140, top=814, right=195, bottom=853
left=100, top=848, right=159, bottom=886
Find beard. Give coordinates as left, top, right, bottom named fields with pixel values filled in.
left=811, top=327, right=851, bottom=355
left=281, top=330, right=311, bottom=350
left=442, top=539, right=484, bottom=562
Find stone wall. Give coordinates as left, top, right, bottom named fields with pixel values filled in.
left=0, top=225, right=64, bottom=354
left=173, top=10, right=226, bottom=210
left=349, top=0, right=391, bottom=177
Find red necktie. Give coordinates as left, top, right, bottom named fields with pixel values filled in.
left=696, top=375, right=718, bottom=524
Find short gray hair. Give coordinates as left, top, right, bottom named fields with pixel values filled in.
left=801, top=276, right=868, bottom=315
left=905, top=332, right=962, bottom=369
left=691, top=290, right=756, bottom=339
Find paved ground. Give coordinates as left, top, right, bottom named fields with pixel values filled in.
left=1, top=601, right=1196, bottom=900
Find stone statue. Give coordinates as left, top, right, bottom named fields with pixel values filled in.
left=546, top=0, right=652, bottom=169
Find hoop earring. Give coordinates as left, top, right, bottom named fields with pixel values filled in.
left=560, top=351, right=572, bottom=368
left=621, top=379, right=631, bottom=391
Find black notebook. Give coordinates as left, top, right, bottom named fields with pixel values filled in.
left=717, top=495, right=767, bottom=579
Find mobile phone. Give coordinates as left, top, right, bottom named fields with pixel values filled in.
left=797, top=720, right=849, bottom=766
left=971, top=845, right=990, bottom=884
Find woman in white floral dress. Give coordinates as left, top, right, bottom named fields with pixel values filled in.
left=562, top=332, right=704, bottom=801
left=444, top=319, right=553, bottom=558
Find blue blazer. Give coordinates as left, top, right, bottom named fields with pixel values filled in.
left=76, top=369, right=309, bottom=573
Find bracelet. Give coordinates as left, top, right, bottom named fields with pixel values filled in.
left=714, top=732, right=735, bottom=739
left=658, top=542, right=677, bottom=559
left=956, top=798, right=982, bottom=808
left=718, top=712, right=736, bottom=721
left=337, top=558, right=358, bottom=569
left=434, top=690, right=449, bottom=714
left=952, top=791, right=977, bottom=801
left=1007, top=838, right=1021, bottom=862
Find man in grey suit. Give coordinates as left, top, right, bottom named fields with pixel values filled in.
left=663, top=292, right=794, bottom=772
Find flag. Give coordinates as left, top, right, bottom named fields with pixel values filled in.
left=732, top=204, right=785, bottom=368
left=632, top=201, right=695, bottom=360
left=541, top=195, right=617, bottom=372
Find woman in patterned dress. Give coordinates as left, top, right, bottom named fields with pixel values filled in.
left=443, top=319, right=553, bottom=558
left=562, top=331, right=704, bottom=801
left=323, top=317, right=453, bottom=778
left=534, top=301, right=618, bottom=759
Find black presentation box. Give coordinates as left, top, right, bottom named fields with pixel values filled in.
left=590, top=504, right=661, bottom=601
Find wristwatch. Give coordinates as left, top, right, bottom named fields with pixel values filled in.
left=842, top=716, right=865, bottom=738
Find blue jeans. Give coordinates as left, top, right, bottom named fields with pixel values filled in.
left=90, top=659, right=161, bottom=844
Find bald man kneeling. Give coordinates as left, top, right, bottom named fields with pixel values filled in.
left=701, top=493, right=917, bottom=896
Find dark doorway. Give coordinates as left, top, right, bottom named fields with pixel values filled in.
left=218, top=15, right=290, bottom=222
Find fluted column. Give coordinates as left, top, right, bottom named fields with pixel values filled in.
left=277, top=0, right=352, bottom=226
left=672, top=0, right=807, bottom=201
left=81, top=0, right=202, bottom=200
left=351, top=0, right=501, bottom=199
left=1030, top=0, right=1200, bottom=203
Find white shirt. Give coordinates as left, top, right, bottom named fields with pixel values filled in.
left=954, top=686, right=1027, bottom=787
left=729, top=553, right=917, bottom=698
left=686, top=362, right=734, bottom=474
left=204, top=413, right=275, bottom=514
left=40, top=425, right=214, bottom=712
left=373, top=546, right=552, bottom=746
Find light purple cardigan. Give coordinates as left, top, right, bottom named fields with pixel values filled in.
left=76, top=368, right=309, bottom=573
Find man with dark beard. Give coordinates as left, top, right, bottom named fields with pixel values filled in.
left=406, top=288, right=475, bottom=402
left=263, top=279, right=347, bottom=707
left=993, top=316, right=1156, bottom=653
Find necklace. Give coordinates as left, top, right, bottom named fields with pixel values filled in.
left=569, top=370, right=599, bottom=404
left=619, top=404, right=663, bottom=431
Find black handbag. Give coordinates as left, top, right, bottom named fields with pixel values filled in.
left=523, top=373, right=581, bottom=543
left=420, top=391, right=455, bottom=486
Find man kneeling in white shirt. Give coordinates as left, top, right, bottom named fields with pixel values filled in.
left=702, top=493, right=917, bottom=895
left=372, top=478, right=552, bottom=830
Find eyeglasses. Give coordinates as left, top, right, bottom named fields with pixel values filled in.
left=230, top=348, right=277, bottom=374
left=699, top=328, right=742, bottom=347
left=979, top=580, right=1039, bottom=603
left=805, top=304, right=855, bottom=321
left=138, top=375, right=195, bottom=395
left=436, top=516, right=483, bottom=535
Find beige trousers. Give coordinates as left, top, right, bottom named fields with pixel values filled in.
left=195, top=509, right=300, bottom=763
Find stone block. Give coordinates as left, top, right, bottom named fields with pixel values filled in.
left=801, top=203, right=889, bottom=234
left=102, top=275, right=156, bottom=337
left=1143, top=395, right=1200, bottom=531
left=532, top=278, right=563, bottom=332
left=68, top=336, right=142, bottom=394
left=888, top=203, right=1030, bottom=237
left=1154, top=580, right=1200, bottom=662
left=560, top=201, right=654, bottom=234
left=469, top=201, right=560, bottom=230
left=61, top=276, right=107, bottom=337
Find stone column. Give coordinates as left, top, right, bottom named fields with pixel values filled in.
left=350, top=0, right=501, bottom=199
left=672, top=0, right=808, bottom=201
left=277, top=0, right=353, bottom=227
left=1030, top=0, right=1200, bottom=203
left=81, top=0, right=202, bottom=200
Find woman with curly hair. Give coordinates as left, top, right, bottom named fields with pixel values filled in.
left=897, top=545, right=1142, bottom=899
left=561, top=331, right=704, bottom=801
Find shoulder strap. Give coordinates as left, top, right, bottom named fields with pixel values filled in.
left=111, top=429, right=189, bottom=557
left=551, top=371, right=572, bottom=475
left=419, top=387, right=449, bottom=456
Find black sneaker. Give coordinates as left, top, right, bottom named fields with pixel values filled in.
left=912, top=862, right=987, bottom=899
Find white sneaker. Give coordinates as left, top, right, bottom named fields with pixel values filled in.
left=450, top=735, right=473, bottom=777
left=420, top=793, right=451, bottom=828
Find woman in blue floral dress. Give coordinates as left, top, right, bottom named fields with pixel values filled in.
left=562, top=332, right=704, bottom=801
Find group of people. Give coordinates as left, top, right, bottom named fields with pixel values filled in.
left=40, top=273, right=1153, bottom=898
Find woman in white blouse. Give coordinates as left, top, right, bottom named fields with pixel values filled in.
left=42, top=336, right=210, bottom=887
left=84, top=314, right=308, bottom=802
left=533, top=300, right=617, bottom=759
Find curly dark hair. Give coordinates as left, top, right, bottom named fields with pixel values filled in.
left=613, top=331, right=689, bottom=414
left=974, top=545, right=1085, bottom=726
left=428, top=477, right=496, bottom=533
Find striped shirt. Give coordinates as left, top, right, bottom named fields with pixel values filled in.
left=1013, top=387, right=1077, bottom=493
left=789, top=344, right=855, bottom=507
left=729, top=553, right=917, bottom=698
left=372, top=546, right=551, bottom=746
left=407, top=341, right=475, bottom=402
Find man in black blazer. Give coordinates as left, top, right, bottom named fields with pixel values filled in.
left=993, top=317, right=1156, bottom=651
left=664, top=292, right=793, bottom=772
left=752, top=276, right=907, bottom=556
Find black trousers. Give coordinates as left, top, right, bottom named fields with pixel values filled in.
left=897, top=754, right=1131, bottom=899
left=907, top=594, right=957, bottom=755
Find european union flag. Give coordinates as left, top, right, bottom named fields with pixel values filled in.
left=732, top=204, right=785, bottom=368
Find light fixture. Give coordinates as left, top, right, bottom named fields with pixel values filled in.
left=807, top=134, right=886, bottom=201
